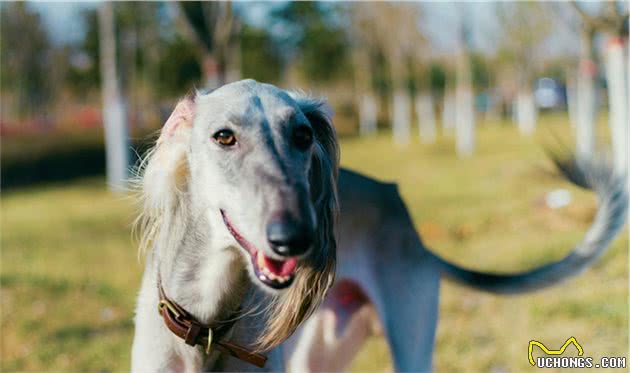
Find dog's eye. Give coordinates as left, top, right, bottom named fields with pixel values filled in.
left=293, top=126, right=313, bottom=150
left=213, top=129, right=237, bottom=146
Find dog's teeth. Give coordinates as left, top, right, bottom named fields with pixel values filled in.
left=257, top=251, right=265, bottom=268
left=260, top=266, right=276, bottom=281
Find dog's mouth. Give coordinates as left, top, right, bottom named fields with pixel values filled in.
left=221, top=210, right=297, bottom=290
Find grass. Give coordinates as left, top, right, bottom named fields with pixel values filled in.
left=1, top=113, right=627, bottom=372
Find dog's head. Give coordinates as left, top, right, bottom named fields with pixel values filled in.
left=140, top=80, right=338, bottom=350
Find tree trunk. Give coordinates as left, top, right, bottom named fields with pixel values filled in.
left=566, top=76, right=577, bottom=131
left=352, top=45, right=378, bottom=136
left=391, top=90, right=411, bottom=146
left=455, top=85, right=475, bottom=157
left=575, top=62, right=597, bottom=159
left=455, top=61, right=475, bottom=156
left=201, top=53, right=222, bottom=90
left=416, top=92, right=436, bottom=144
left=515, top=89, right=537, bottom=136
left=99, top=2, right=130, bottom=192
left=359, top=93, right=378, bottom=136
left=605, top=37, right=628, bottom=175
left=388, top=50, right=410, bottom=146
left=455, top=21, right=475, bottom=157
left=441, top=91, right=456, bottom=134
left=575, top=28, right=597, bottom=160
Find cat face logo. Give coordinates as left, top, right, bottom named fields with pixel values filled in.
left=528, top=337, right=583, bottom=366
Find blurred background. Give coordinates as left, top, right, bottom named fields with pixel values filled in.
left=1, top=1, right=628, bottom=372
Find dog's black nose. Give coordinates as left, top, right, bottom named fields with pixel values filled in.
left=267, top=215, right=313, bottom=257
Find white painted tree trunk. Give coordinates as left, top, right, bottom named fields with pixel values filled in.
left=99, top=2, right=130, bottom=192
left=604, top=38, right=628, bottom=175
left=441, top=92, right=456, bottom=134
left=454, top=19, right=475, bottom=157
left=455, top=86, right=475, bottom=157
left=416, top=93, right=436, bottom=144
left=359, top=93, right=378, bottom=136
left=575, top=63, right=597, bottom=160
left=566, top=76, right=578, bottom=131
left=515, top=90, right=537, bottom=136
left=392, top=90, right=411, bottom=146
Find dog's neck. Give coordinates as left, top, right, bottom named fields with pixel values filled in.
left=155, top=206, right=250, bottom=326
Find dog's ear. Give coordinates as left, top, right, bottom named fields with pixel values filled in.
left=157, top=95, right=196, bottom=145
left=135, top=95, right=196, bottom=255
left=256, top=93, right=339, bottom=351
left=292, top=94, right=339, bottom=270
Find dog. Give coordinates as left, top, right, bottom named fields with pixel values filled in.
left=131, top=79, right=627, bottom=372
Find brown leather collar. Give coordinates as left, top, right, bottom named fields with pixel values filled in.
left=157, top=279, right=267, bottom=368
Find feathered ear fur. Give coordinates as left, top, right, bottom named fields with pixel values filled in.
left=256, top=93, right=340, bottom=351
left=135, top=95, right=195, bottom=256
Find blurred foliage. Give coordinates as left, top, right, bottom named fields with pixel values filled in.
left=428, top=63, right=448, bottom=95
left=240, top=24, right=283, bottom=83
left=156, top=36, right=202, bottom=96
left=64, top=9, right=100, bottom=97
left=271, top=2, right=352, bottom=82
left=178, top=2, right=222, bottom=52
left=540, top=61, right=569, bottom=82
left=0, top=3, right=54, bottom=114
left=496, top=2, right=553, bottom=86
left=0, top=1, right=571, bottom=126
left=470, top=53, right=493, bottom=91
left=370, top=49, right=392, bottom=97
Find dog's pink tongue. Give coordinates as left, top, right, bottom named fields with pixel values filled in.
left=263, top=255, right=297, bottom=277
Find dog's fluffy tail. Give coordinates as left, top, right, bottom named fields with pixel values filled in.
left=430, top=154, right=628, bottom=294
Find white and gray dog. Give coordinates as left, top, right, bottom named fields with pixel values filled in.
left=131, top=79, right=627, bottom=372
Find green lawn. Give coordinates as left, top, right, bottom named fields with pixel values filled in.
left=2, top=114, right=627, bottom=372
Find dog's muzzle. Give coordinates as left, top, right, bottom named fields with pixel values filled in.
left=266, top=213, right=314, bottom=257
left=221, top=210, right=300, bottom=290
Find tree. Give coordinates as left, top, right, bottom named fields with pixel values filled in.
left=497, top=2, right=553, bottom=136
left=412, top=62, right=445, bottom=144
left=0, top=3, right=52, bottom=118
left=366, top=3, right=424, bottom=146
left=271, top=2, right=351, bottom=84
left=575, top=20, right=597, bottom=160
left=573, top=1, right=629, bottom=174
left=99, top=2, right=130, bottom=191
left=240, top=24, right=283, bottom=84
left=348, top=4, right=380, bottom=136
left=176, top=2, right=240, bottom=89
left=454, top=16, right=475, bottom=156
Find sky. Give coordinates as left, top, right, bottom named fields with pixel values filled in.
left=29, top=1, right=586, bottom=58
